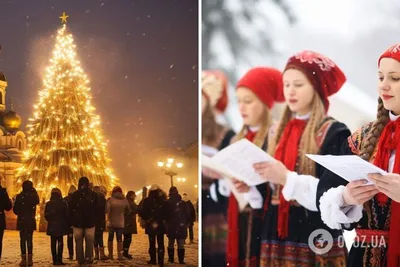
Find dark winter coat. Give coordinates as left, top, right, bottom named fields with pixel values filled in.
left=45, top=192, right=69, bottom=237
left=68, top=188, right=98, bottom=229
left=0, top=186, right=12, bottom=230
left=13, top=184, right=40, bottom=232
left=139, top=189, right=167, bottom=235
left=124, top=198, right=139, bottom=234
left=165, top=193, right=190, bottom=239
left=185, top=200, right=196, bottom=227
left=95, top=192, right=107, bottom=232
left=106, top=192, right=130, bottom=229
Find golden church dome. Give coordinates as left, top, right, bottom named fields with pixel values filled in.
left=4, top=110, right=22, bottom=129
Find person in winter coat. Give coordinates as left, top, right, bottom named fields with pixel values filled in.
left=13, top=180, right=40, bottom=267
left=68, top=177, right=98, bottom=265
left=123, top=191, right=139, bottom=259
left=63, top=185, right=76, bottom=260
left=0, top=185, right=12, bottom=261
left=106, top=186, right=130, bottom=260
left=166, top=187, right=190, bottom=264
left=45, top=188, right=69, bottom=265
left=92, top=186, right=108, bottom=261
left=182, top=193, right=196, bottom=244
left=139, top=185, right=167, bottom=266
left=138, top=186, right=148, bottom=230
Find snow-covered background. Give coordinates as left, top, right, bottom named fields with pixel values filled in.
left=202, top=0, right=400, bottom=250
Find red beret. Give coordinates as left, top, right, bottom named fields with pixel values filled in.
left=284, top=51, right=346, bottom=112
left=378, top=44, right=400, bottom=66
left=202, top=70, right=228, bottom=112
left=236, top=67, right=284, bottom=109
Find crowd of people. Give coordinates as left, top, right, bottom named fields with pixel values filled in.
left=202, top=44, right=400, bottom=267
left=0, top=177, right=197, bottom=267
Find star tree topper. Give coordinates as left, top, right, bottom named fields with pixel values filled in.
left=59, top=12, right=69, bottom=24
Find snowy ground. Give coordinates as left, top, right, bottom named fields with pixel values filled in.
left=0, top=223, right=198, bottom=267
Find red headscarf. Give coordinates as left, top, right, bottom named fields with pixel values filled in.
left=284, top=50, right=346, bottom=112
left=236, top=67, right=285, bottom=108
left=202, top=70, right=229, bottom=112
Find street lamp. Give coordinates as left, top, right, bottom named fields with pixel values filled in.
left=157, top=157, right=183, bottom=187
left=176, top=177, right=186, bottom=183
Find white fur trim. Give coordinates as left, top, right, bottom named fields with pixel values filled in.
left=319, top=186, right=363, bottom=230
left=209, top=182, right=218, bottom=203
left=243, top=186, right=263, bottom=209
left=218, top=179, right=231, bottom=197
left=282, top=172, right=318, bottom=211
left=201, top=145, right=218, bottom=157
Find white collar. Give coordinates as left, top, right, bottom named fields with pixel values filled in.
left=389, top=111, right=400, bottom=121
left=295, top=113, right=311, bottom=120
left=248, top=125, right=260, bottom=132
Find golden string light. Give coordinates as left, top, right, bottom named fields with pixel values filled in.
left=16, top=23, right=117, bottom=200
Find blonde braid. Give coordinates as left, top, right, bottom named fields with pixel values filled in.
left=298, top=95, right=325, bottom=176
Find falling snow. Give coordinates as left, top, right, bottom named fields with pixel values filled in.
left=170, top=64, right=174, bottom=68
left=101, top=2, right=105, bottom=7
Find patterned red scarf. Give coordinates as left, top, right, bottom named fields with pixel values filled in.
left=274, top=119, right=307, bottom=239
left=372, top=117, right=400, bottom=266
left=226, top=129, right=257, bottom=267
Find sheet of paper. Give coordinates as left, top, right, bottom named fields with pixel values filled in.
left=222, top=178, right=248, bottom=210
left=210, top=139, right=275, bottom=186
left=201, top=155, right=248, bottom=210
left=306, top=154, right=387, bottom=184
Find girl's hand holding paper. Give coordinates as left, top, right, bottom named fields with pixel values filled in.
left=368, top=173, right=400, bottom=202
left=343, top=179, right=379, bottom=206
left=253, top=160, right=288, bottom=185
left=232, top=178, right=250, bottom=193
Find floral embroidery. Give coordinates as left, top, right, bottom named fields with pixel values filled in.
left=295, top=51, right=336, bottom=71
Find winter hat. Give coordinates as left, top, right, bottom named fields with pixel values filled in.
left=284, top=50, right=346, bottom=112
left=378, top=44, right=400, bottom=66
left=112, top=186, right=123, bottom=194
left=169, top=186, right=178, bottom=196
left=51, top=187, right=62, bottom=195
left=202, top=70, right=228, bottom=112
left=22, top=180, right=33, bottom=192
left=78, top=177, right=89, bottom=189
left=236, top=67, right=284, bottom=109
left=149, top=184, right=160, bottom=191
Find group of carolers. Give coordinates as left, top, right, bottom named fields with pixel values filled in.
left=201, top=44, right=400, bottom=267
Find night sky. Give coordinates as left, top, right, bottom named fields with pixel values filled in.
left=0, top=0, right=198, bottom=190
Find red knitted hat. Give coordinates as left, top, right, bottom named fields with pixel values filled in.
left=284, top=50, right=346, bottom=112
left=202, top=70, right=228, bottom=112
left=236, top=67, right=284, bottom=109
left=378, top=44, right=400, bottom=66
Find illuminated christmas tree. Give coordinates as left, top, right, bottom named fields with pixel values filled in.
left=17, top=13, right=117, bottom=199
